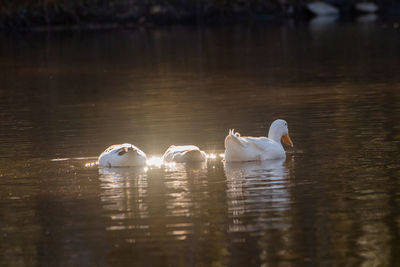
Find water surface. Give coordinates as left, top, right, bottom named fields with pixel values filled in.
left=1, top=22, right=400, bottom=266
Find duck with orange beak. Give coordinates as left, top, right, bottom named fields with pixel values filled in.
left=224, top=119, right=293, bottom=162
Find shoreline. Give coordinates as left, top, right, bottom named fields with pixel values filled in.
left=1, top=1, right=399, bottom=32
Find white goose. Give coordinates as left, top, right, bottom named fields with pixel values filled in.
left=162, top=145, right=207, bottom=163
left=224, top=119, right=293, bottom=162
left=98, top=143, right=147, bottom=167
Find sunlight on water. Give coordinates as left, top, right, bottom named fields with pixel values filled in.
left=146, top=156, right=177, bottom=170
left=85, top=162, right=97, bottom=167
left=146, top=156, right=164, bottom=168
left=50, top=158, right=71, bottom=162
left=51, top=157, right=97, bottom=162
left=206, top=153, right=217, bottom=159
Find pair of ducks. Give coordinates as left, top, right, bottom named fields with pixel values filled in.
left=98, top=119, right=293, bottom=167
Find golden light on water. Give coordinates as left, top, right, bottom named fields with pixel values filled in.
left=85, top=162, right=97, bottom=167
left=206, top=153, right=217, bottom=159
left=146, top=156, right=176, bottom=169
left=207, top=154, right=217, bottom=159
left=146, top=156, right=164, bottom=168
left=206, top=153, right=225, bottom=159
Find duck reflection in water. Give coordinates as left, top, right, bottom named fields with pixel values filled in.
left=224, top=158, right=292, bottom=233
left=98, top=157, right=209, bottom=241
left=99, top=167, right=149, bottom=224
left=164, top=160, right=208, bottom=173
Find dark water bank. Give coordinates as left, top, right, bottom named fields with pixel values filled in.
left=1, top=0, right=400, bottom=31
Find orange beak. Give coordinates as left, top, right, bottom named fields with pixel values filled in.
left=281, top=133, right=293, bottom=147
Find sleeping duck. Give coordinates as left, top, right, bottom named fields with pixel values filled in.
left=98, top=143, right=147, bottom=167
left=224, top=119, right=293, bottom=162
left=162, top=145, right=207, bottom=163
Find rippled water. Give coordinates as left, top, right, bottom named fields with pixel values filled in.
left=1, top=22, right=400, bottom=266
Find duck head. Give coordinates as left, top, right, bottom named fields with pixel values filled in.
left=268, top=119, right=293, bottom=147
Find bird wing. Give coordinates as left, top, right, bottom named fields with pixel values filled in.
left=243, top=137, right=271, bottom=152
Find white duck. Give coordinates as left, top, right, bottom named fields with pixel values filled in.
left=98, top=143, right=147, bottom=167
left=162, top=145, right=207, bottom=163
left=224, top=119, right=293, bottom=162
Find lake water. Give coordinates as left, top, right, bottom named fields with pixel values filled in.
left=1, top=21, right=400, bottom=266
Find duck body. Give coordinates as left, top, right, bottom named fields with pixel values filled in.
left=162, top=145, right=207, bottom=163
left=98, top=143, right=147, bottom=167
left=224, top=132, right=285, bottom=162
left=224, top=119, right=293, bottom=162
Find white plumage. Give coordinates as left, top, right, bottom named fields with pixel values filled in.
left=162, top=145, right=207, bottom=163
left=224, top=119, right=293, bottom=162
left=98, top=143, right=147, bottom=167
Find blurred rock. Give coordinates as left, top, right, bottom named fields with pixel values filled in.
left=355, top=2, right=379, bottom=13
left=306, top=1, right=339, bottom=16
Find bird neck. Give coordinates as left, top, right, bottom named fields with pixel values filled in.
left=268, top=128, right=282, bottom=143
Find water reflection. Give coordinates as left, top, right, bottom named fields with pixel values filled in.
left=224, top=159, right=292, bottom=235
left=98, top=160, right=210, bottom=238
left=98, top=159, right=209, bottom=236
left=166, top=161, right=208, bottom=173
left=99, top=167, right=148, bottom=226
left=223, top=158, right=298, bottom=265
left=163, top=162, right=206, bottom=220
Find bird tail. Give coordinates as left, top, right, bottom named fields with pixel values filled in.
left=225, top=129, right=244, bottom=148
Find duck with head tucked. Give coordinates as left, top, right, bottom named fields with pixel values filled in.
left=162, top=145, right=207, bottom=163
left=224, top=119, right=293, bottom=162
left=98, top=143, right=147, bottom=167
